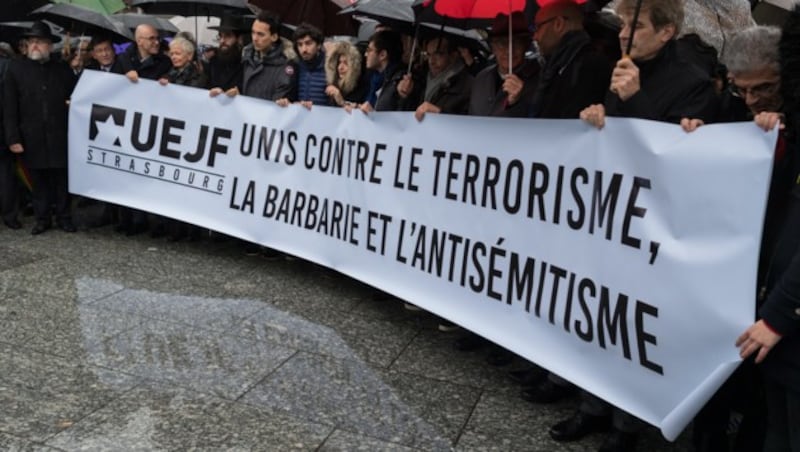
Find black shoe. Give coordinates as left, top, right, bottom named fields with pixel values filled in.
left=244, top=243, right=260, bottom=256
left=149, top=224, right=166, bottom=238
left=453, top=334, right=489, bottom=352
left=115, top=223, right=130, bottom=234
left=3, top=218, right=22, bottom=230
left=508, top=367, right=547, bottom=386
left=549, top=411, right=611, bottom=442
left=598, top=429, right=638, bottom=452
left=486, top=349, right=514, bottom=367
left=522, top=379, right=577, bottom=404
left=57, top=220, right=77, bottom=233
left=31, top=222, right=51, bottom=235
left=437, top=319, right=461, bottom=332
left=127, top=223, right=148, bottom=237
left=261, top=247, right=283, bottom=260
left=87, top=215, right=112, bottom=228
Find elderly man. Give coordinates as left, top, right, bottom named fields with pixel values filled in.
left=397, top=36, right=473, bottom=120
left=734, top=25, right=800, bottom=451
left=688, top=25, right=794, bottom=452
left=530, top=0, right=612, bottom=118
left=565, top=1, right=718, bottom=451
left=468, top=12, right=539, bottom=117
left=3, top=22, right=77, bottom=235
left=580, top=0, right=718, bottom=128
left=0, top=40, right=21, bottom=230
left=120, top=24, right=170, bottom=81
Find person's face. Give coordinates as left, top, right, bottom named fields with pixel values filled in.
left=169, top=44, right=192, bottom=69
left=364, top=41, right=383, bottom=71
left=136, top=29, right=160, bottom=56
left=337, top=54, right=349, bottom=79
left=618, top=9, right=674, bottom=61
left=533, top=9, right=562, bottom=57
left=217, top=31, right=238, bottom=51
left=731, top=67, right=783, bottom=115
left=296, top=35, right=320, bottom=62
left=26, top=37, right=52, bottom=61
left=490, top=35, right=527, bottom=74
left=251, top=20, right=277, bottom=52
left=92, top=41, right=115, bottom=66
left=424, top=39, right=454, bottom=78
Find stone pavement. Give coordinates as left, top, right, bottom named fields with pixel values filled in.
left=0, top=205, right=695, bottom=451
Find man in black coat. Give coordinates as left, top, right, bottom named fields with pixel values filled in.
left=3, top=22, right=77, bottom=235
left=0, top=42, right=22, bottom=230
left=119, top=24, right=171, bottom=82
left=117, top=24, right=170, bottom=235
left=396, top=36, right=474, bottom=120
left=569, top=1, right=719, bottom=451
left=205, top=14, right=244, bottom=92
left=529, top=1, right=612, bottom=118
left=468, top=12, right=540, bottom=118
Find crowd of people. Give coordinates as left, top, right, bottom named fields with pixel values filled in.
left=1, top=0, right=799, bottom=451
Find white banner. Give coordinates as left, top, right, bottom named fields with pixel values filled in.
left=69, top=71, right=777, bottom=440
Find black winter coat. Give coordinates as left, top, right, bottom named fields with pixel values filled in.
left=604, top=40, right=718, bottom=124
left=758, top=134, right=800, bottom=393
left=241, top=43, right=297, bottom=102
left=400, top=65, right=474, bottom=115
left=204, top=54, right=242, bottom=91
left=469, top=58, right=540, bottom=117
left=530, top=30, right=612, bottom=119
left=374, top=63, right=406, bottom=112
left=117, top=45, right=171, bottom=81
left=3, top=57, right=76, bottom=169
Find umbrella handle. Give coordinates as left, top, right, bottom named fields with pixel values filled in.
left=407, top=22, right=420, bottom=74
left=508, top=11, right=512, bottom=78
left=624, top=0, right=644, bottom=58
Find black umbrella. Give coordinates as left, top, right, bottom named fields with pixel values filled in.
left=0, top=0, right=49, bottom=22
left=246, top=0, right=356, bottom=36
left=112, top=13, right=179, bottom=34
left=129, top=0, right=251, bottom=17
left=30, top=3, right=133, bottom=42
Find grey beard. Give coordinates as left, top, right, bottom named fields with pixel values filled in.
left=28, top=50, right=50, bottom=62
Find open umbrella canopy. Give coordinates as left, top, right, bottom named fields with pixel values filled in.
left=30, top=3, right=133, bottom=42
left=52, top=0, right=128, bottom=15
left=112, top=12, right=179, bottom=34
left=130, top=0, right=251, bottom=17
left=0, top=0, right=49, bottom=22
left=246, top=0, right=356, bottom=37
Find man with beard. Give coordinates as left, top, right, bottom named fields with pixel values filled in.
left=3, top=22, right=77, bottom=235
left=290, top=23, right=327, bottom=108
left=205, top=15, right=244, bottom=92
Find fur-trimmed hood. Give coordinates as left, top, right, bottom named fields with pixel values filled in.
left=242, top=37, right=297, bottom=65
left=325, top=41, right=362, bottom=96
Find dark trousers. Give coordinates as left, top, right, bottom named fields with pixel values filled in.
left=28, top=168, right=71, bottom=224
left=0, top=151, right=20, bottom=222
left=764, top=379, right=800, bottom=452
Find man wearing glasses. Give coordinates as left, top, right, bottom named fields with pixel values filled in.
left=119, top=24, right=170, bottom=82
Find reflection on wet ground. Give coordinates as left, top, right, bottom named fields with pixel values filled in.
left=0, top=212, right=693, bottom=451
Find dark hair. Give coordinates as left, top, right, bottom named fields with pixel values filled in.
left=424, top=36, right=456, bottom=53
left=369, top=29, right=403, bottom=64
left=89, top=35, right=113, bottom=51
left=293, top=22, right=323, bottom=45
left=255, top=10, right=281, bottom=35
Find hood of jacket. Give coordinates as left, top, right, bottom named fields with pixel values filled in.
left=325, top=41, right=362, bottom=96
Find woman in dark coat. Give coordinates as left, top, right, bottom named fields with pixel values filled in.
left=324, top=41, right=366, bottom=107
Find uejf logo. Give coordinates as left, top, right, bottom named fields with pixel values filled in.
left=86, top=103, right=231, bottom=195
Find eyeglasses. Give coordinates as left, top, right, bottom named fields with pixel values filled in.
left=533, top=16, right=566, bottom=32
left=141, top=35, right=159, bottom=41
left=730, top=80, right=780, bottom=99
left=421, top=50, right=448, bottom=59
